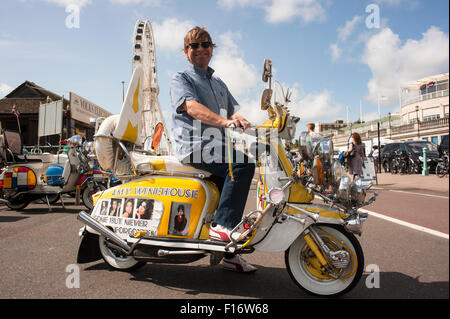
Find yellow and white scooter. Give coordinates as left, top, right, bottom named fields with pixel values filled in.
left=76, top=59, right=376, bottom=297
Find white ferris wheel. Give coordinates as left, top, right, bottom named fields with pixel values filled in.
left=132, top=19, right=173, bottom=155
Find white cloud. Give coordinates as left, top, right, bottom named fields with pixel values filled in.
left=152, top=18, right=195, bottom=52
left=209, top=30, right=343, bottom=124
left=237, top=97, right=267, bottom=126
left=109, top=0, right=161, bottom=5
left=329, top=15, right=363, bottom=62
left=217, top=0, right=327, bottom=24
left=211, top=31, right=259, bottom=98
left=0, top=83, right=13, bottom=97
left=330, top=43, right=341, bottom=61
left=42, top=0, right=91, bottom=8
left=288, top=87, right=343, bottom=122
left=337, top=15, right=362, bottom=42
left=374, top=0, right=409, bottom=6
left=265, top=0, right=326, bottom=24
left=218, top=0, right=265, bottom=8
left=362, top=26, right=449, bottom=105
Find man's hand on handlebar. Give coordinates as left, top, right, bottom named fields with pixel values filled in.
left=227, top=113, right=251, bottom=130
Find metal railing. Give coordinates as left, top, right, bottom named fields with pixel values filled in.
left=391, top=123, right=415, bottom=134
left=391, top=117, right=448, bottom=134
left=419, top=117, right=449, bottom=129
left=403, top=89, right=449, bottom=106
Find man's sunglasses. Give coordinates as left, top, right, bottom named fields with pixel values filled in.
left=186, top=42, right=213, bottom=50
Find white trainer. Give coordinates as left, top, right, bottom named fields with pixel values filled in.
left=222, top=255, right=258, bottom=273
left=209, top=224, right=241, bottom=242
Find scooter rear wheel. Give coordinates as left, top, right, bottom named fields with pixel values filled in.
left=82, top=183, right=106, bottom=210
left=7, top=200, right=29, bottom=210
left=285, top=224, right=364, bottom=297
left=98, top=234, right=145, bottom=272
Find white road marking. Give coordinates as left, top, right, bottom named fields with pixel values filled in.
left=370, top=187, right=448, bottom=199
left=387, top=189, right=449, bottom=200
left=359, top=208, right=449, bottom=240
left=315, top=196, right=448, bottom=239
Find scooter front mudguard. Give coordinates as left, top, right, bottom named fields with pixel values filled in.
left=253, top=204, right=345, bottom=253
left=77, top=227, right=101, bottom=264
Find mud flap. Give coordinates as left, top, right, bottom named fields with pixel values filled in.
left=77, top=231, right=101, bottom=264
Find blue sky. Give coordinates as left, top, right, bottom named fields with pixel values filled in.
left=1, top=0, right=448, bottom=133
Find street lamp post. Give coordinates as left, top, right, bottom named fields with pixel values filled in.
left=388, top=112, right=392, bottom=139
left=121, top=81, right=125, bottom=102
left=415, top=105, right=420, bottom=139
left=377, top=95, right=386, bottom=173
left=377, top=121, right=381, bottom=173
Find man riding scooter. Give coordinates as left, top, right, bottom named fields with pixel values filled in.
left=170, top=26, right=256, bottom=273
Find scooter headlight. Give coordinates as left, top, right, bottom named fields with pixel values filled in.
left=338, top=175, right=351, bottom=202
left=84, top=141, right=94, bottom=154
left=68, top=135, right=83, bottom=148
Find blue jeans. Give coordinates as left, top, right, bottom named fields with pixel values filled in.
left=187, top=149, right=255, bottom=229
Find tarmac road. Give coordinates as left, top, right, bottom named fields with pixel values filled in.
left=0, top=173, right=448, bottom=300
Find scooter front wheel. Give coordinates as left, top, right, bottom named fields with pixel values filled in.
left=99, top=234, right=145, bottom=272
left=285, top=224, right=364, bottom=297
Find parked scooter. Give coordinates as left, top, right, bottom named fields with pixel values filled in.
left=43, top=139, right=113, bottom=209
left=0, top=131, right=107, bottom=210
left=76, top=59, right=376, bottom=297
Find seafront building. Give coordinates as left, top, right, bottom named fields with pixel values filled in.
left=319, top=72, right=449, bottom=153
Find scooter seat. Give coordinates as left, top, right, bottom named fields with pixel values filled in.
left=129, top=152, right=212, bottom=178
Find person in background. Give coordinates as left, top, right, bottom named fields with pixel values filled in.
left=348, top=132, right=365, bottom=180
left=305, top=123, right=323, bottom=156
left=306, top=123, right=322, bottom=141
left=370, top=145, right=379, bottom=173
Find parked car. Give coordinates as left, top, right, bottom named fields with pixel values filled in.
left=381, top=141, right=440, bottom=173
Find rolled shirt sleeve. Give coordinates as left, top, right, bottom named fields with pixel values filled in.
left=170, top=72, right=199, bottom=114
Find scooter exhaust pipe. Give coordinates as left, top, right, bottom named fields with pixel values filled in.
left=77, top=211, right=131, bottom=253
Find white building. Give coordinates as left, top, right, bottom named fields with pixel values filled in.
left=321, top=72, right=449, bottom=152
left=399, top=72, right=449, bottom=144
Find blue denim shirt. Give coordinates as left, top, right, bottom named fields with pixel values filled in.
left=170, top=64, right=239, bottom=162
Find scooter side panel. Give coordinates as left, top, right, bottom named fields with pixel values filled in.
left=89, top=176, right=218, bottom=240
